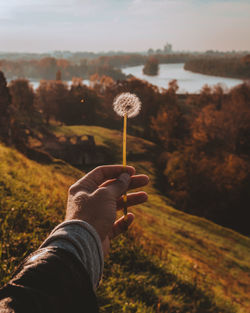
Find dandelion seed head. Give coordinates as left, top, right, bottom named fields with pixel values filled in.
left=113, top=92, right=141, bottom=118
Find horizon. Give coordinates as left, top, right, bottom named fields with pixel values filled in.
left=0, top=0, right=250, bottom=53
left=0, top=48, right=250, bottom=55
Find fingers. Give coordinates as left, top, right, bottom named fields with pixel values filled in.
left=109, top=213, right=135, bottom=240
left=128, top=174, right=149, bottom=190
left=116, top=191, right=148, bottom=210
left=70, top=165, right=136, bottom=194
left=100, top=174, right=149, bottom=190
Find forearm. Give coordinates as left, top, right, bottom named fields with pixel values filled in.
left=0, top=220, right=103, bottom=313
left=40, top=219, right=104, bottom=288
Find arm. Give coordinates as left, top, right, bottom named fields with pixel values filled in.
left=0, top=165, right=149, bottom=313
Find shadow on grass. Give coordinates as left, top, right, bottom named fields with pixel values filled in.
left=97, top=233, right=236, bottom=313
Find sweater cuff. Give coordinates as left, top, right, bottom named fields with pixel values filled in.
left=40, top=220, right=104, bottom=289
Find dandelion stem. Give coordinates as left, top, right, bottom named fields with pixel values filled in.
left=123, top=113, right=127, bottom=217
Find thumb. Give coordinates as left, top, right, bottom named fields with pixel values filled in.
left=105, top=172, right=131, bottom=198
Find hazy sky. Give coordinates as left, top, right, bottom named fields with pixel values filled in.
left=0, top=0, right=249, bottom=53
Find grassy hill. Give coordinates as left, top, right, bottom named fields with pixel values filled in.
left=0, top=125, right=250, bottom=312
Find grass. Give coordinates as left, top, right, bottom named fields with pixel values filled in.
left=0, top=124, right=250, bottom=312
left=0, top=143, right=82, bottom=284
left=98, top=234, right=235, bottom=312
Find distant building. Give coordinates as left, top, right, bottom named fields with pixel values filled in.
left=43, top=134, right=104, bottom=166
left=163, top=43, right=172, bottom=54
left=147, top=43, right=173, bottom=55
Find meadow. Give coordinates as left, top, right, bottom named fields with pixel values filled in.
left=1, top=124, right=249, bottom=312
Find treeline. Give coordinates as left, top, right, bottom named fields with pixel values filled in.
left=184, top=55, right=250, bottom=79
left=0, top=58, right=126, bottom=81
left=90, top=53, right=192, bottom=68
left=1, top=69, right=249, bottom=235
left=0, top=73, right=103, bottom=150
left=0, top=51, right=139, bottom=61
left=0, top=53, right=193, bottom=82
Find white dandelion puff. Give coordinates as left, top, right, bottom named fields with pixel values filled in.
left=113, top=92, right=141, bottom=118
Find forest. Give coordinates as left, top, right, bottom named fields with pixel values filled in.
left=184, top=55, right=250, bottom=79
left=1, top=53, right=249, bottom=86
left=0, top=69, right=249, bottom=236
left=0, top=57, right=126, bottom=81
left=0, top=53, right=193, bottom=81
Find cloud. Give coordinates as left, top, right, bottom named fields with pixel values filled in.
left=0, top=0, right=249, bottom=52
left=0, top=0, right=102, bottom=24
left=125, top=0, right=250, bottom=51
left=128, top=0, right=187, bottom=17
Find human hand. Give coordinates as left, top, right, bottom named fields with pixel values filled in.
left=65, top=165, right=149, bottom=256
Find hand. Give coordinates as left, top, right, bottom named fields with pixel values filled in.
left=65, top=165, right=149, bottom=256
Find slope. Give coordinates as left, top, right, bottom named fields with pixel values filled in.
left=0, top=125, right=249, bottom=312
left=52, top=125, right=250, bottom=312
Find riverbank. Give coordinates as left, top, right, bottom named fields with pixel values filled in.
left=123, top=63, right=243, bottom=94
left=7, top=63, right=244, bottom=94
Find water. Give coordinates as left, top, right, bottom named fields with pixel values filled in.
left=28, top=79, right=90, bottom=90
left=16, top=63, right=243, bottom=94
left=122, top=63, right=243, bottom=94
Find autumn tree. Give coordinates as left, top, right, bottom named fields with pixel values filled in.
left=36, top=80, right=68, bottom=124
left=98, top=77, right=162, bottom=136
left=151, top=80, right=186, bottom=150
left=38, top=57, right=58, bottom=79
left=143, top=57, right=159, bottom=76
left=7, top=79, right=44, bottom=150
left=56, top=69, right=62, bottom=81
left=0, top=71, right=11, bottom=142
left=66, top=79, right=100, bottom=125
left=9, top=79, right=34, bottom=112
left=164, top=83, right=250, bottom=234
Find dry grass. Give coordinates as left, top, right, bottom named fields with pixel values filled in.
left=52, top=125, right=250, bottom=312
left=0, top=124, right=250, bottom=312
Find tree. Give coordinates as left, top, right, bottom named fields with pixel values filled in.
left=0, top=71, right=11, bottom=142
left=9, top=79, right=34, bottom=112
left=143, top=57, right=159, bottom=76
left=164, top=83, right=250, bottom=234
left=56, top=69, right=62, bottom=81
left=151, top=105, right=184, bottom=151
left=147, top=48, right=154, bottom=55
left=36, top=80, right=68, bottom=124
left=67, top=80, right=100, bottom=125
left=38, top=57, right=58, bottom=79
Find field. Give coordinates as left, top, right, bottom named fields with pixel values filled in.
left=0, top=124, right=250, bottom=312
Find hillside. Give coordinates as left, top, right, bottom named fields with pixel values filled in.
left=0, top=126, right=250, bottom=312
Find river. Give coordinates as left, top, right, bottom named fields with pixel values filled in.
left=27, top=63, right=243, bottom=94
left=28, top=79, right=90, bottom=90
left=122, top=63, right=243, bottom=94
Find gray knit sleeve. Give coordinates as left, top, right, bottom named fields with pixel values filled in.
left=39, top=220, right=104, bottom=289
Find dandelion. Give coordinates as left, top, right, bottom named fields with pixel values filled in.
left=113, top=92, right=141, bottom=118
left=113, top=92, right=141, bottom=218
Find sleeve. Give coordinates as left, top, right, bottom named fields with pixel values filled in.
left=0, top=220, right=103, bottom=313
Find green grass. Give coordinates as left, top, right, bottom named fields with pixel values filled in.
left=98, top=235, right=235, bottom=312
left=50, top=124, right=155, bottom=161
left=0, top=143, right=82, bottom=284
left=0, top=124, right=250, bottom=312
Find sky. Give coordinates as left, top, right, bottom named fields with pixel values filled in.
left=0, top=0, right=249, bottom=53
